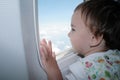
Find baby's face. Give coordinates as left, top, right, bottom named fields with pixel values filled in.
left=68, top=11, right=93, bottom=55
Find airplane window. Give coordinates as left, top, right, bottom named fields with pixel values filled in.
left=38, top=0, right=83, bottom=59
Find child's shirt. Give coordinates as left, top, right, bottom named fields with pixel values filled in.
left=65, top=49, right=120, bottom=80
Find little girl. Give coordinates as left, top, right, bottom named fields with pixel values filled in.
left=40, top=0, right=120, bottom=80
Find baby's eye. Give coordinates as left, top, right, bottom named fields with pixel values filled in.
left=71, top=28, right=75, bottom=31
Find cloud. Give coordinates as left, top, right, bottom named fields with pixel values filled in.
left=39, top=23, right=71, bottom=54
left=52, top=43, right=61, bottom=54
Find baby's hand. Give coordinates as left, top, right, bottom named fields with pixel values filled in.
left=40, top=39, right=56, bottom=72
left=39, top=39, right=63, bottom=80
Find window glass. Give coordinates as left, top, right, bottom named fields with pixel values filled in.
left=38, top=0, right=83, bottom=58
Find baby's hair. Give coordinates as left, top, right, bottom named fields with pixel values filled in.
left=74, top=0, right=120, bottom=50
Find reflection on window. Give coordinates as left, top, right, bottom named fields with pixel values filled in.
left=38, top=0, right=83, bottom=59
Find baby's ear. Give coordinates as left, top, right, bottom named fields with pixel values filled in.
left=90, top=35, right=103, bottom=47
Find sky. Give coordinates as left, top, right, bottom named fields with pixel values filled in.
left=38, top=0, right=83, bottom=53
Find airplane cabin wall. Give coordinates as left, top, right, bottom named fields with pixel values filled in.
left=0, top=0, right=47, bottom=80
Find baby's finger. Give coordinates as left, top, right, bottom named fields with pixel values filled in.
left=42, top=39, right=47, bottom=45
left=48, top=40, right=52, bottom=55
left=40, top=46, right=49, bottom=61
left=40, top=39, right=53, bottom=57
left=52, top=51, right=56, bottom=59
left=40, top=46, right=46, bottom=60
left=40, top=42, right=49, bottom=54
